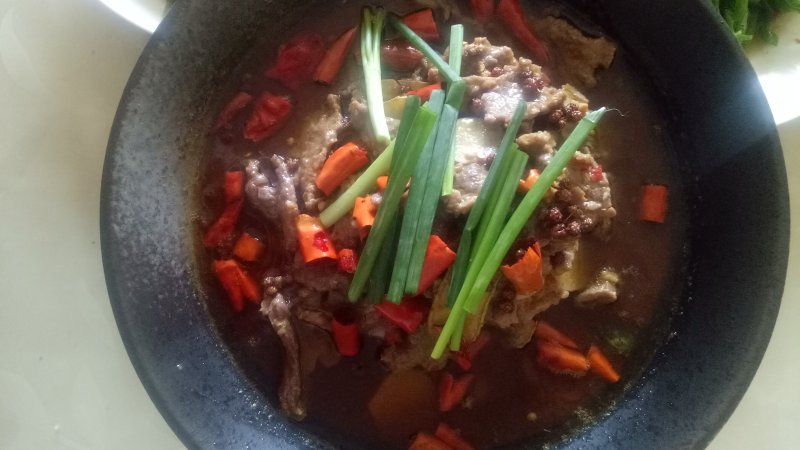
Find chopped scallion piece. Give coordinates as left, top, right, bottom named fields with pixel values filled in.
left=367, top=220, right=400, bottom=302
left=361, top=7, right=390, bottom=145
left=348, top=107, right=438, bottom=301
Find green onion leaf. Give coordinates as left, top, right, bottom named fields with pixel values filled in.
left=387, top=13, right=460, bottom=83
left=361, top=7, right=390, bottom=145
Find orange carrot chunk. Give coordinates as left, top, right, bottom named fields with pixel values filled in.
left=469, top=0, right=495, bottom=23
left=235, top=264, right=262, bottom=304
left=518, top=168, right=540, bottom=192
left=233, top=232, right=265, bottom=262
left=534, top=321, right=579, bottom=350
left=314, top=27, right=358, bottom=85
left=536, top=340, right=590, bottom=377
left=439, top=373, right=474, bottom=412
left=497, top=0, right=549, bottom=63
left=296, top=214, right=338, bottom=263
left=224, top=171, right=245, bottom=203
left=353, top=196, right=378, bottom=239
left=500, top=242, right=544, bottom=296
left=417, top=235, right=457, bottom=294
left=376, top=175, right=389, bottom=192
left=409, top=433, right=453, bottom=450
left=587, top=344, right=621, bottom=383
left=402, top=8, right=440, bottom=41
left=316, top=142, right=370, bottom=196
left=407, top=83, right=442, bottom=102
left=639, top=184, right=668, bottom=223
left=434, top=423, right=475, bottom=450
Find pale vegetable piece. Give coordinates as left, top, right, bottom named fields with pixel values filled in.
left=368, top=370, right=438, bottom=440
left=384, top=95, right=408, bottom=119
left=381, top=79, right=402, bottom=99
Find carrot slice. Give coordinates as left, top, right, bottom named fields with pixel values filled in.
left=332, top=309, right=361, bottom=357
left=469, top=0, right=495, bottom=23
left=434, top=423, right=475, bottom=450
left=402, top=8, right=440, bottom=41
left=438, top=373, right=474, bottom=412
left=376, top=175, right=389, bottom=192
left=203, top=200, right=243, bottom=249
left=407, top=83, right=442, bottom=102
left=314, top=27, right=358, bottom=85
left=536, top=340, right=590, bottom=376
left=235, top=264, right=262, bottom=304
left=337, top=248, right=359, bottom=273
left=517, top=168, right=540, bottom=192
left=500, top=242, right=543, bottom=296
left=409, top=433, right=453, bottom=450
left=295, top=214, right=338, bottom=263
left=353, top=196, right=377, bottom=239
left=639, top=184, right=668, bottom=223
left=534, top=321, right=579, bottom=350
left=587, top=344, right=621, bottom=383
left=212, top=92, right=252, bottom=131
left=316, top=142, right=370, bottom=196
left=233, top=232, right=265, bottom=262
left=416, top=235, right=457, bottom=294
left=496, top=0, right=549, bottom=63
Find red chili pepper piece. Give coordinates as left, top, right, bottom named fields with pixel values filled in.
left=451, top=332, right=490, bottom=371
left=590, top=164, right=604, bottom=182
left=243, top=92, right=292, bottom=142
left=402, top=8, right=440, bottom=41
left=332, top=310, right=361, bottom=357
left=213, top=260, right=245, bottom=312
left=203, top=200, right=243, bottom=249
left=212, top=92, right=253, bottom=131
left=406, top=83, right=442, bottom=103
left=374, top=297, right=430, bottom=334
left=496, top=0, right=549, bottom=63
left=434, top=423, right=475, bottom=450
left=223, top=171, right=244, bottom=203
left=337, top=248, right=359, bottom=273
left=438, top=373, right=474, bottom=412
left=266, top=34, right=325, bottom=89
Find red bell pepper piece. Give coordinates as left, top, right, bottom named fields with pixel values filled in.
left=212, top=92, right=253, bottom=131
left=496, top=0, right=549, bottom=63
left=337, top=248, right=359, bottom=273
left=434, top=423, right=475, bottom=450
left=244, top=92, right=292, bottom=142
left=438, top=373, right=474, bottom=412
left=381, top=38, right=425, bottom=72
left=203, top=200, right=243, bottom=248
left=266, top=34, right=325, bottom=89
left=374, top=297, right=429, bottom=334
left=469, top=0, right=495, bottom=24
left=402, top=8, right=440, bottom=41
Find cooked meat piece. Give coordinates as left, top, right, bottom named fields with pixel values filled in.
left=261, top=293, right=305, bottom=420
left=295, top=306, right=333, bottom=331
left=530, top=16, right=616, bottom=88
left=293, top=94, right=346, bottom=212
left=516, top=130, right=556, bottom=166
left=270, top=154, right=300, bottom=252
left=245, top=159, right=279, bottom=219
left=444, top=118, right=502, bottom=216
left=329, top=217, right=361, bottom=249
left=291, top=254, right=350, bottom=293
left=381, top=330, right=448, bottom=372
left=575, top=270, right=619, bottom=307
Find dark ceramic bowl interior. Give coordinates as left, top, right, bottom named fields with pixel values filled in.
left=100, top=0, right=790, bottom=448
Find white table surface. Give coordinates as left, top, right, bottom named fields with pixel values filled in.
left=0, top=1, right=796, bottom=448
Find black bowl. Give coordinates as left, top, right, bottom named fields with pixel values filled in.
left=101, top=1, right=789, bottom=448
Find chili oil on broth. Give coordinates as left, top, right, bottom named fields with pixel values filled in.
left=197, top=1, right=685, bottom=449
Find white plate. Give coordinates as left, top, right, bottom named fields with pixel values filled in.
left=97, top=0, right=167, bottom=33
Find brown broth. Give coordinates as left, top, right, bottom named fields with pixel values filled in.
left=199, top=1, right=686, bottom=448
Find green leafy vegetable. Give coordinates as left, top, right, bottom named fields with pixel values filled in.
left=712, top=0, right=800, bottom=45
left=361, top=7, right=391, bottom=145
